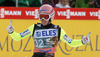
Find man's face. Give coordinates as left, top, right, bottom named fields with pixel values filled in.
left=39, top=14, right=50, bottom=26
left=61, top=0, right=68, bottom=6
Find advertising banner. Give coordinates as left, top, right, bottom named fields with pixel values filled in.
left=0, top=7, right=100, bottom=57
left=0, top=7, right=100, bottom=20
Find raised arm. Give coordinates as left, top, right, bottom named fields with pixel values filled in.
left=60, top=28, right=91, bottom=47
left=6, top=20, right=35, bottom=41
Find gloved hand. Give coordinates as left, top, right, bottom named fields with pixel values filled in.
left=82, top=32, right=91, bottom=44
left=48, top=36, right=58, bottom=47
left=6, top=20, right=14, bottom=34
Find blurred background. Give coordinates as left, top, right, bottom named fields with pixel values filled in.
left=0, top=0, right=100, bottom=8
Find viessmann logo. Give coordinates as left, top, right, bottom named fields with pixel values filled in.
left=90, top=10, right=100, bottom=19
left=0, top=8, right=39, bottom=19
left=57, top=9, right=100, bottom=19
left=57, top=9, right=86, bottom=19
left=25, top=9, right=39, bottom=19
left=0, top=8, right=21, bottom=18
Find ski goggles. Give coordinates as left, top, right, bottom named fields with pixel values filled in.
left=39, top=13, right=51, bottom=21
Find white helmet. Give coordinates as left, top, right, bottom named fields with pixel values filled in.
left=39, top=4, right=55, bottom=22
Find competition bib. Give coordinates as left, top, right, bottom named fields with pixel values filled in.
left=33, top=29, right=58, bottom=48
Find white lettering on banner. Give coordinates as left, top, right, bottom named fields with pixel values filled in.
left=5, top=11, right=21, bottom=15
left=0, top=8, right=21, bottom=18
left=0, top=8, right=4, bottom=18
left=89, top=10, right=100, bottom=19
left=25, top=9, right=39, bottom=19
left=57, top=9, right=86, bottom=19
